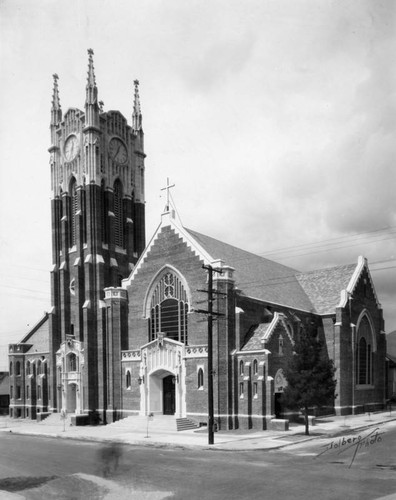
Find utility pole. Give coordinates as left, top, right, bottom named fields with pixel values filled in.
left=196, top=264, right=224, bottom=445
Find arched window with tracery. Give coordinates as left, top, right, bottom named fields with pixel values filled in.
left=69, top=177, right=77, bottom=247
left=356, top=315, right=373, bottom=385
left=114, top=179, right=123, bottom=247
left=148, top=271, right=189, bottom=344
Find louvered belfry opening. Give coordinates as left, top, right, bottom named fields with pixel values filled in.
left=69, top=177, right=77, bottom=247
left=114, top=179, right=123, bottom=248
left=101, top=180, right=108, bottom=244
left=149, top=272, right=189, bottom=344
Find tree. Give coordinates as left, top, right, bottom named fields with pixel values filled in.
left=281, top=328, right=337, bottom=436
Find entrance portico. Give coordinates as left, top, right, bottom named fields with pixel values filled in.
left=139, top=335, right=186, bottom=417
left=56, top=339, right=84, bottom=415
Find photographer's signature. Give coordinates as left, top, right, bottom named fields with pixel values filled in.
left=317, top=427, right=385, bottom=468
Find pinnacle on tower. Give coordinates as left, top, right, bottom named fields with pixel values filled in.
left=51, top=73, right=62, bottom=126
left=85, top=48, right=98, bottom=105
left=85, top=49, right=99, bottom=130
left=132, top=79, right=143, bottom=132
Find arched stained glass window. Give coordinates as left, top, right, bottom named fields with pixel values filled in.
left=149, top=271, right=189, bottom=344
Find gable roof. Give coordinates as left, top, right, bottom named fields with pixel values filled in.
left=296, top=264, right=357, bottom=315
left=125, top=209, right=371, bottom=317
left=0, top=372, right=9, bottom=395
left=18, top=314, right=50, bottom=353
left=186, top=229, right=314, bottom=312
left=241, top=312, right=293, bottom=351
left=242, top=323, right=271, bottom=351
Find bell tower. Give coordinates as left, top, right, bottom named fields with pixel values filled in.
left=48, top=50, right=146, bottom=422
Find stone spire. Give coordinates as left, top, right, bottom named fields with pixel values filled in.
left=85, top=48, right=99, bottom=130
left=51, top=73, right=62, bottom=126
left=132, top=79, right=142, bottom=132
left=86, top=48, right=97, bottom=103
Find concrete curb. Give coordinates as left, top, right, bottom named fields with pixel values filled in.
left=2, top=415, right=396, bottom=453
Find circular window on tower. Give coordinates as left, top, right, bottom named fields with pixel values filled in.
left=69, top=279, right=76, bottom=296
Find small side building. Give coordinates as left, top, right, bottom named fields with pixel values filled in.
left=0, top=372, right=10, bottom=415
left=8, top=314, right=50, bottom=419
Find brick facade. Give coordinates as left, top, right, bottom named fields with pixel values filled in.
left=8, top=53, right=387, bottom=430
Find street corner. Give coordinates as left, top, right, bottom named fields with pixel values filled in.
left=0, top=473, right=172, bottom=500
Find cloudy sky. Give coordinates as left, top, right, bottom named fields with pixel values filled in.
left=0, top=0, right=395, bottom=369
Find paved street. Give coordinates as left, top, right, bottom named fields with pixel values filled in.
left=1, top=420, right=396, bottom=499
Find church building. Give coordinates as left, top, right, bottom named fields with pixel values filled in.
left=8, top=52, right=387, bottom=430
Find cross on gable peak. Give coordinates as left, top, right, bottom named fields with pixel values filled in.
left=161, top=178, right=175, bottom=213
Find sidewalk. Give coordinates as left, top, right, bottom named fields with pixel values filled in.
left=1, top=411, right=396, bottom=452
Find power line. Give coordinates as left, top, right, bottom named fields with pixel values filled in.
left=0, top=285, right=50, bottom=296
left=262, top=226, right=396, bottom=257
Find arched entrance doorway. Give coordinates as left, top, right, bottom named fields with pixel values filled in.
left=274, top=369, right=287, bottom=418
left=163, top=374, right=176, bottom=415
left=148, top=370, right=178, bottom=415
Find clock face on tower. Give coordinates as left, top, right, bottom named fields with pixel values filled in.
left=64, top=135, right=79, bottom=162
left=108, top=138, right=128, bottom=165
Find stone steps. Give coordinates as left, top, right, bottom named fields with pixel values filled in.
left=37, top=412, right=72, bottom=426
left=176, top=418, right=199, bottom=432
left=108, top=415, right=199, bottom=432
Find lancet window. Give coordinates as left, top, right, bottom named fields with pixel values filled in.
left=356, top=315, right=373, bottom=385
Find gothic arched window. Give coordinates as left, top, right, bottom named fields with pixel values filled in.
left=239, top=360, right=244, bottom=377
left=126, top=371, right=131, bottom=389
left=113, top=179, right=123, bottom=247
left=356, top=315, right=373, bottom=385
left=16, top=361, right=21, bottom=376
left=253, top=359, right=258, bottom=375
left=279, top=335, right=284, bottom=355
left=69, top=177, right=77, bottom=247
left=148, top=271, right=189, bottom=344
